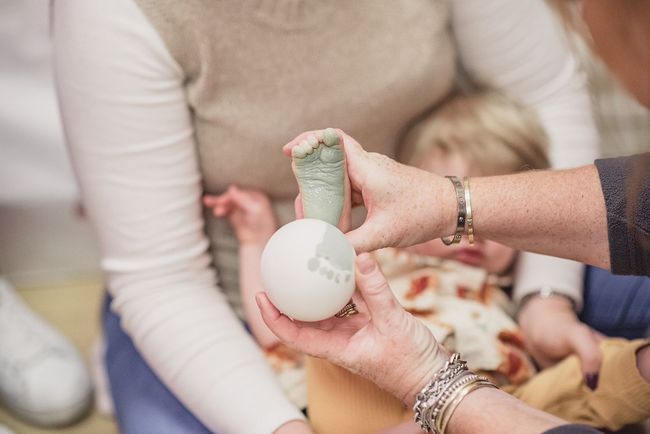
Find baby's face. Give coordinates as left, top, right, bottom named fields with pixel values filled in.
left=408, top=237, right=517, bottom=275
left=408, top=151, right=517, bottom=275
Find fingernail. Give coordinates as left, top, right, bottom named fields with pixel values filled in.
left=585, top=373, right=599, bottom=390
left=357, top=253, right=375, bottom=275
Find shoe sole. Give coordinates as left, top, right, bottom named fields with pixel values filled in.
left=1, top=391, right=92, bottom=428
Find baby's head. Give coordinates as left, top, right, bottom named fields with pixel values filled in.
left=400, top=90, right=550, bottom=275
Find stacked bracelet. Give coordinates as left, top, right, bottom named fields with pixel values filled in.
left=439, top=376, right=494, bottom=433
left=463, top=177, right=474, bottom=245
left=441, top=176, right=465, bottom=245
left=441, top=176, right=475, bottom=245
left=413, top=353, right=496, bottom=434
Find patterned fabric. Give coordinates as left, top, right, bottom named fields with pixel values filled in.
left=375, top=248, right=536, bottom=386
left=264, top=344, right=306, bottom=409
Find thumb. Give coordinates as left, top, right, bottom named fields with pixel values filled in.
left=354, top=253, right=400, bottom=329
left=567, top=324, right=603, bottom=389
left=338, top=129, right=364, bottom=156
left=346, top=221, right=384, bottom=253
left=340, top=132, right=369, bottom=192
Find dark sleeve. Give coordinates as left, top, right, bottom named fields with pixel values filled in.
left=594, top=153, right=650, bottom=277
left=542, top=424, right=602, bottom=434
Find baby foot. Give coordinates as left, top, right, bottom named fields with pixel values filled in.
left=292, top=128, right=347, bottom=227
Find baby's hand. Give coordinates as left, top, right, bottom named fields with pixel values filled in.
left=204, top=185, right=277, bottom=245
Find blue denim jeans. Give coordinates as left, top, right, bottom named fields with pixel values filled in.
left=102, top=297, right=212, bottom=434
left=580, top=266, right=650, bottom=339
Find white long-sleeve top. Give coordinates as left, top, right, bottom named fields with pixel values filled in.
left=52, top=0, right=599, bottom=432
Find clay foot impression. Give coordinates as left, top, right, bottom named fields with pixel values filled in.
left=306, top=224, right=353, bottom=285
left=292, top=128, right=345, bottom=227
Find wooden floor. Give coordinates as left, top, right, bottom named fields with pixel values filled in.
left=0, top=279, right=118, bottom=434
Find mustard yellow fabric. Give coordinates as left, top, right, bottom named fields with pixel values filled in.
left=505, top=338, right=650, bottom=432
left=307, top=338, right=650, bottom=433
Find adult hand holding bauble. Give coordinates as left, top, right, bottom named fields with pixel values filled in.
left=260, top=219, right=356, bottom=322
left=257, top=253, right=449, bottom=406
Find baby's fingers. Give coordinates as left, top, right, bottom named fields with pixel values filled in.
left=202, top=194, right=219, bottom=207
left=227, top=185, right=262, bottom=214
left=204, top=193, right=234, bottom=217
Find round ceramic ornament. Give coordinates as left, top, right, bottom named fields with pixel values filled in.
left=260, top=218, right=356, bottom=321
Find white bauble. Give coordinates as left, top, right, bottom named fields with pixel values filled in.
left=261, top=219, right=356, bottom=321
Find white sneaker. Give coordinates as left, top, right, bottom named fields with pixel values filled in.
left=0, top=424, right=16, bottom=434
left=0, top=278, right=92, bottom=427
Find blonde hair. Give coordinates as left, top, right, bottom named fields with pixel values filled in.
left=400, top=90, right=550, bottom=176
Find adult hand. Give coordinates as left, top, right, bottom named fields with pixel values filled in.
left=518, top=296, right=603, bottom=389
left=257, top=253, right=449, bottom=406
left=283, top=129, right=456, bottom=253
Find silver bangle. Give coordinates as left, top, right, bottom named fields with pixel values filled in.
left=414, top=353, right=466, bottom=433
left=424, top=372, right=478, bottom=433
left=441, top=176, right=466, bottom=246
left=463, top=177, right=474, bottom=245
left=413, top=353, right=495, bottom=434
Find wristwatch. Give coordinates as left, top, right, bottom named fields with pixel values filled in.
left=518, top=286, right=578, bottom=314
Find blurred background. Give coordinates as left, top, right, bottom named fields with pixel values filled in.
left=0, top=0, right=100, bottom=287
left=0, top=1, right=648, bottom=433
left=0, top=1, right=107, bottom=433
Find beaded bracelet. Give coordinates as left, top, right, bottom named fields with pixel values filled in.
left=414, top=353, right=468, bottom=432
left=413, top=353, right=496, bottom=434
